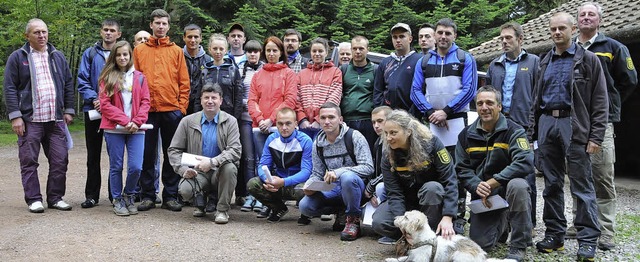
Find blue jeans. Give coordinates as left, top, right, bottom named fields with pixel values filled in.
left=105, top=132, right=144, bottom=199
left=237, top=120, right=255, bottom=197
left=252, top=129, right=270, bottom=166
left=299, top=171, right=365, bottom=217
left=299, top=127, right=320, bottom=141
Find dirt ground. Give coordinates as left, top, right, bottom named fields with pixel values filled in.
left=0, top=132, right=395, bottom=262
left=1, top=131, right=639, bottom=261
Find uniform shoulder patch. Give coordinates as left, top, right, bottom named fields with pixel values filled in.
left=437, top=149, right=451, bottom=164
left=627, top=57, right=635, bottom=71
left=517, top=138, right=530, bottom=150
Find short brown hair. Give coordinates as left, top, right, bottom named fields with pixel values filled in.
left=150, top=9, right=170, bottom=22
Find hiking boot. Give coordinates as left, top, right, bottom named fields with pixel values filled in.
left=193, top=208, right=205, bottom=217
left=113, top=199, right=130, bottom=216
left=257, top=206, right=271, bottom=218
left=205, top=199, right=217, bottom=213
left=214, top=211, right=229, bottom=224
left=161, top=200, right=183, bottom=212
left=297, top=214, right=311, bottom=225
left=340, top=215, right=361, bottom=241
left=124, top=194, right=138, bottom=215
left=566, top=226, right=577, bottom=239
left=598, top=235, right=615, bottom=251
left=577, top=244, right=596, bottom=262
left=240, top=195, right=255, bottom=212
left=137, top=199, right=156, bottom=211
left=267, top=207, right=289, bottom=223
left=536, top=236, right=564, bottom=253
left=505, top=246, right=526, bottom=262
left=332, top=211, right=347, bottom=232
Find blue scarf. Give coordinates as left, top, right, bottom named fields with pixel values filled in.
left=287, top=50, right=300, bottom=63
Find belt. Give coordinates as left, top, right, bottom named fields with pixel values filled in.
left=542, top=109, right=571, bottom=118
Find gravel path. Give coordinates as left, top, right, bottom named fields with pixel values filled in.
left=0, top=132, right=637, bottom=261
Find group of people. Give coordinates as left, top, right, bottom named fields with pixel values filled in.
left=3, top=2, right=637, bottom=262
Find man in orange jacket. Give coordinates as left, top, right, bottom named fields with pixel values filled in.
left=133, top=8, right=190, bottom=212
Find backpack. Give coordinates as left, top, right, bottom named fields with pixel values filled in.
left=421, top=48, right=467, bottom=77
left=316, top=128, right=357, bottom=169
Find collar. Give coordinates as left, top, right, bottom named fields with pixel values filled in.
left=552, top=42, right=577, bottom=56
left=201, top=112, right=219, bottom=125
left=287, top=50, right=301, bottom=63
left=577, top=32, right=599, bottom=47
left=503, top=50, right=526, bottom=63
left=29, top=44, right=48, bottom=54
left=390, top=50, right=416, bottom=62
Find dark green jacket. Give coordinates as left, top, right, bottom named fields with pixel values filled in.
left=340, top=60, right=377, bottom=121
left=455, top=114, right=534, bottom=200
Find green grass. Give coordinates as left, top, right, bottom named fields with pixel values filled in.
left=0, top=117, right=85, bottom=147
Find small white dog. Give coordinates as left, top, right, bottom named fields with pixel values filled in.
left=385, top=210, right=516, bottom=262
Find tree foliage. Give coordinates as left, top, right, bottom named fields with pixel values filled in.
left=0, top=0, right=564, bottom=118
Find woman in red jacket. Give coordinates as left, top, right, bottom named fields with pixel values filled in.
left=247, top=36, right=299, bottom=217
left=297, top=37, right=342, bottom=139
left=99, top=41, right=151, bottom=216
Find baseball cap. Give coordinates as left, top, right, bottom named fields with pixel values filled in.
left=390, top=23, right=411, bottom=35
left=228, top=23, right=244, bottom=34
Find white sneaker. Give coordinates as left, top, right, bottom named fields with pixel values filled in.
left=214, top=211, right=229, bottom=224
left=49, top=200, right=72, bottom=211
left=28, top=201, right=44, bottom=213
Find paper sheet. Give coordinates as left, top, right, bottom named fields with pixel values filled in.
left=115, top=124, right=154, bottom=130
left=88, top=109, right=101, bottom=120
left=303, top=181, right=337, bottom=191
left=361, top=201, right=379, bottom=226
left=252, top=127, right=278, bottom=133
left=429, top=117, right=465, bottom=147
left=181, top=152, right=203, bottom=167
left=468, top=194, right=509, bottom=214
left=261, top=165, right=273, bottom=183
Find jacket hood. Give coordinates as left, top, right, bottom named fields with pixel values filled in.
left=146, top=35, right=175, bottom=47
left=94, top=41, right=109, bottom=51
left=183, top=45, right=207, bottom=59
left=263, top=62, right=289, bottom=72
left=315, top=123, right=349, bottom=147
left=306, top=61, right=335, bottom=70
left=204, top=56, right=235, bottom=69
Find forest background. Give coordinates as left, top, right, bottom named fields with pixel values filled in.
left=0, top=0, right=568, bottom=118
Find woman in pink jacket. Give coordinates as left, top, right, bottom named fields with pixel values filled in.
left=247, top=36, right=299, bottom=218
left=99, top=41, right=151, bottom=216
left=297, top=37, right=342, bottom=139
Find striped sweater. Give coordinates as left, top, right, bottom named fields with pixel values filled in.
left=297, top=61, right=342, bottom=122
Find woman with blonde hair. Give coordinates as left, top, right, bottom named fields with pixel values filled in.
left=371, top=109, right=458, bottom=243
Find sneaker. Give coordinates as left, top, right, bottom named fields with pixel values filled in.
left=267, top=207, right=289, bottom=223
left=124, top=194, right=138, bottom=215
left=205, top=199, right=217, bottom=213
left=252, top=200, right=263, bottom=212
left=577, top=244, right=596, bottom=261
left=81, top=199, right=97, bottom=208
left=49, top=200, right=72, bottom=211
left=297, top=214, right=311, bottom=226
left=320, top=214, right=333, bottom=221
left=137, top=199, right=156, bottom=211
left=113, top=199, right=130, bottom=216
left=378, top=236, right=396, bottom=245
left=536, top=236, right=564, bottom=253
left=566, top=226, right=577, bottom=239
left=598, top=235, right=615, bottom=251
left=332, top=211, right=346, bottom=232
left=193, top=208, right=205, bottom=217
left=214, top=211, right=229, bottom=224
left=240, top=195, right=255, bottom=212
left=28, top=201, right=45, bottom=213
left=505, top=246, right=526, bottom=262
left=257, top=206, right=271, bottom=218
left=161, top=200, right=183, bottom=212
left=340, top=215, right=361, bottom=241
